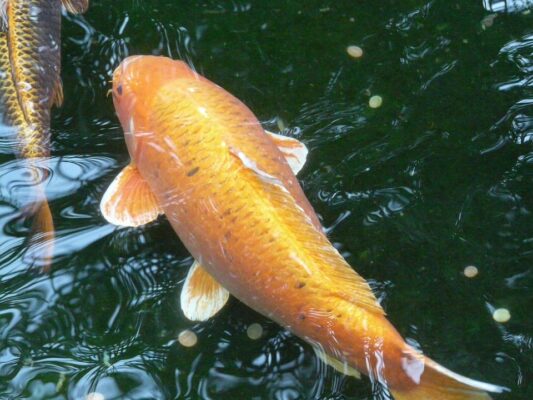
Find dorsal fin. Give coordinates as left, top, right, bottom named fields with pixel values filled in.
left=61, top=0, right=90, bottom=14
left=229, top=146, right=385, bottom=315
left=265, top=130, right=308, bottom=175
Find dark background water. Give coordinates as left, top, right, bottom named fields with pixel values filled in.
left=0, top=1, right=532, bottom=399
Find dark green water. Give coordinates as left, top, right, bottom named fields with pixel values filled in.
left=1, top=1, right=532, bottom=399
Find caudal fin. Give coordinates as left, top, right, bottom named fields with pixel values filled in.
left=390, top=356, right=509, bottom=400
left=24, top=200, right=55, bottom=273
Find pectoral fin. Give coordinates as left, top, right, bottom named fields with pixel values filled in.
left=313, top=346, right=361, bottom=379
left=100, top=163, right=163, bottom=227
left=61, top=0, right=90, bottom=13
left=181, top=260, right=230, bottom=321
left=265, top=131, right=308, bottom=175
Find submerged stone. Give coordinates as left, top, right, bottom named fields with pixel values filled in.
left=464, top=265, right=479, bottom=278
left=347, top=45, right=363, bottom=58
left=178, top=329, right=198, bottom=347
left=492, top=308, right=511, bottom=323
left=369, top=95, right=383, bottom=108
left=247, top=323, right=264, bottom=340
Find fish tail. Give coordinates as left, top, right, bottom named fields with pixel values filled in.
left=23, top=198, right=55, bottom=273
left=390, top=356, right=508, bottom=400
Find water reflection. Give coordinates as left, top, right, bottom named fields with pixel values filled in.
left=483, top=0, right=533, bottom=13
left=0, top=156, right=115, bottom=205
left=0, top=1, right=531, bottom=399
left=0, top=155, right=115, bottom=271
left=0, top=122, right=19, bottom=155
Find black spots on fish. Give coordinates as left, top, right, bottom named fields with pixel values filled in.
left=258, top=228, right=269, bottom=238
left=223, top=208, right=232, bottom=217
left=295, top=281, right=306, bottom=289
left=298, top=313, right=306, bottom=321
left=232, top=204, right=244, bottom=214
left=336, top=314, right=342, bottom=319
left=187, top=167, right=199, bottom=177
left=244, top=213, right=258, bottom=228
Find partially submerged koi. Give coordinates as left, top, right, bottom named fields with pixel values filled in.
left=0, top=0, right=89, bottom=269
left=101, top=56, right=508, bottom=399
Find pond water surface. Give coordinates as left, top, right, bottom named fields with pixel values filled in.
left=0, top=1, right=531, bottom=399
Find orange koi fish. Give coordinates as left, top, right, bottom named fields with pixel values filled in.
left=101, top=56, right=507, bottom=400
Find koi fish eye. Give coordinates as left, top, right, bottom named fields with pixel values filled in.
left=116, top=85, right=123, bottom=95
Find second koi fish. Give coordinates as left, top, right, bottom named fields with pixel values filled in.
left=0, top=0, right=89, bottom=269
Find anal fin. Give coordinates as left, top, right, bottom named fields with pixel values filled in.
left=100, top=163, right=163, bottom=227
left=181, top=260, right=230, bottom=321
left=313, top=346, right=361, bottom=379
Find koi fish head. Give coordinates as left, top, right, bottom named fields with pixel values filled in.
left=111, top=56, right=198, bottom=159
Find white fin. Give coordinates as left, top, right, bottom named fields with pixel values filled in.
left=0, top=0, right=8, bottom=31
left=181, top=260, right=230, bottom=321
left=100, top=163, right=163, bottom=227
left=313, top=346, right=361, bottom=379
left=265, top=130, right=308, bottom=175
